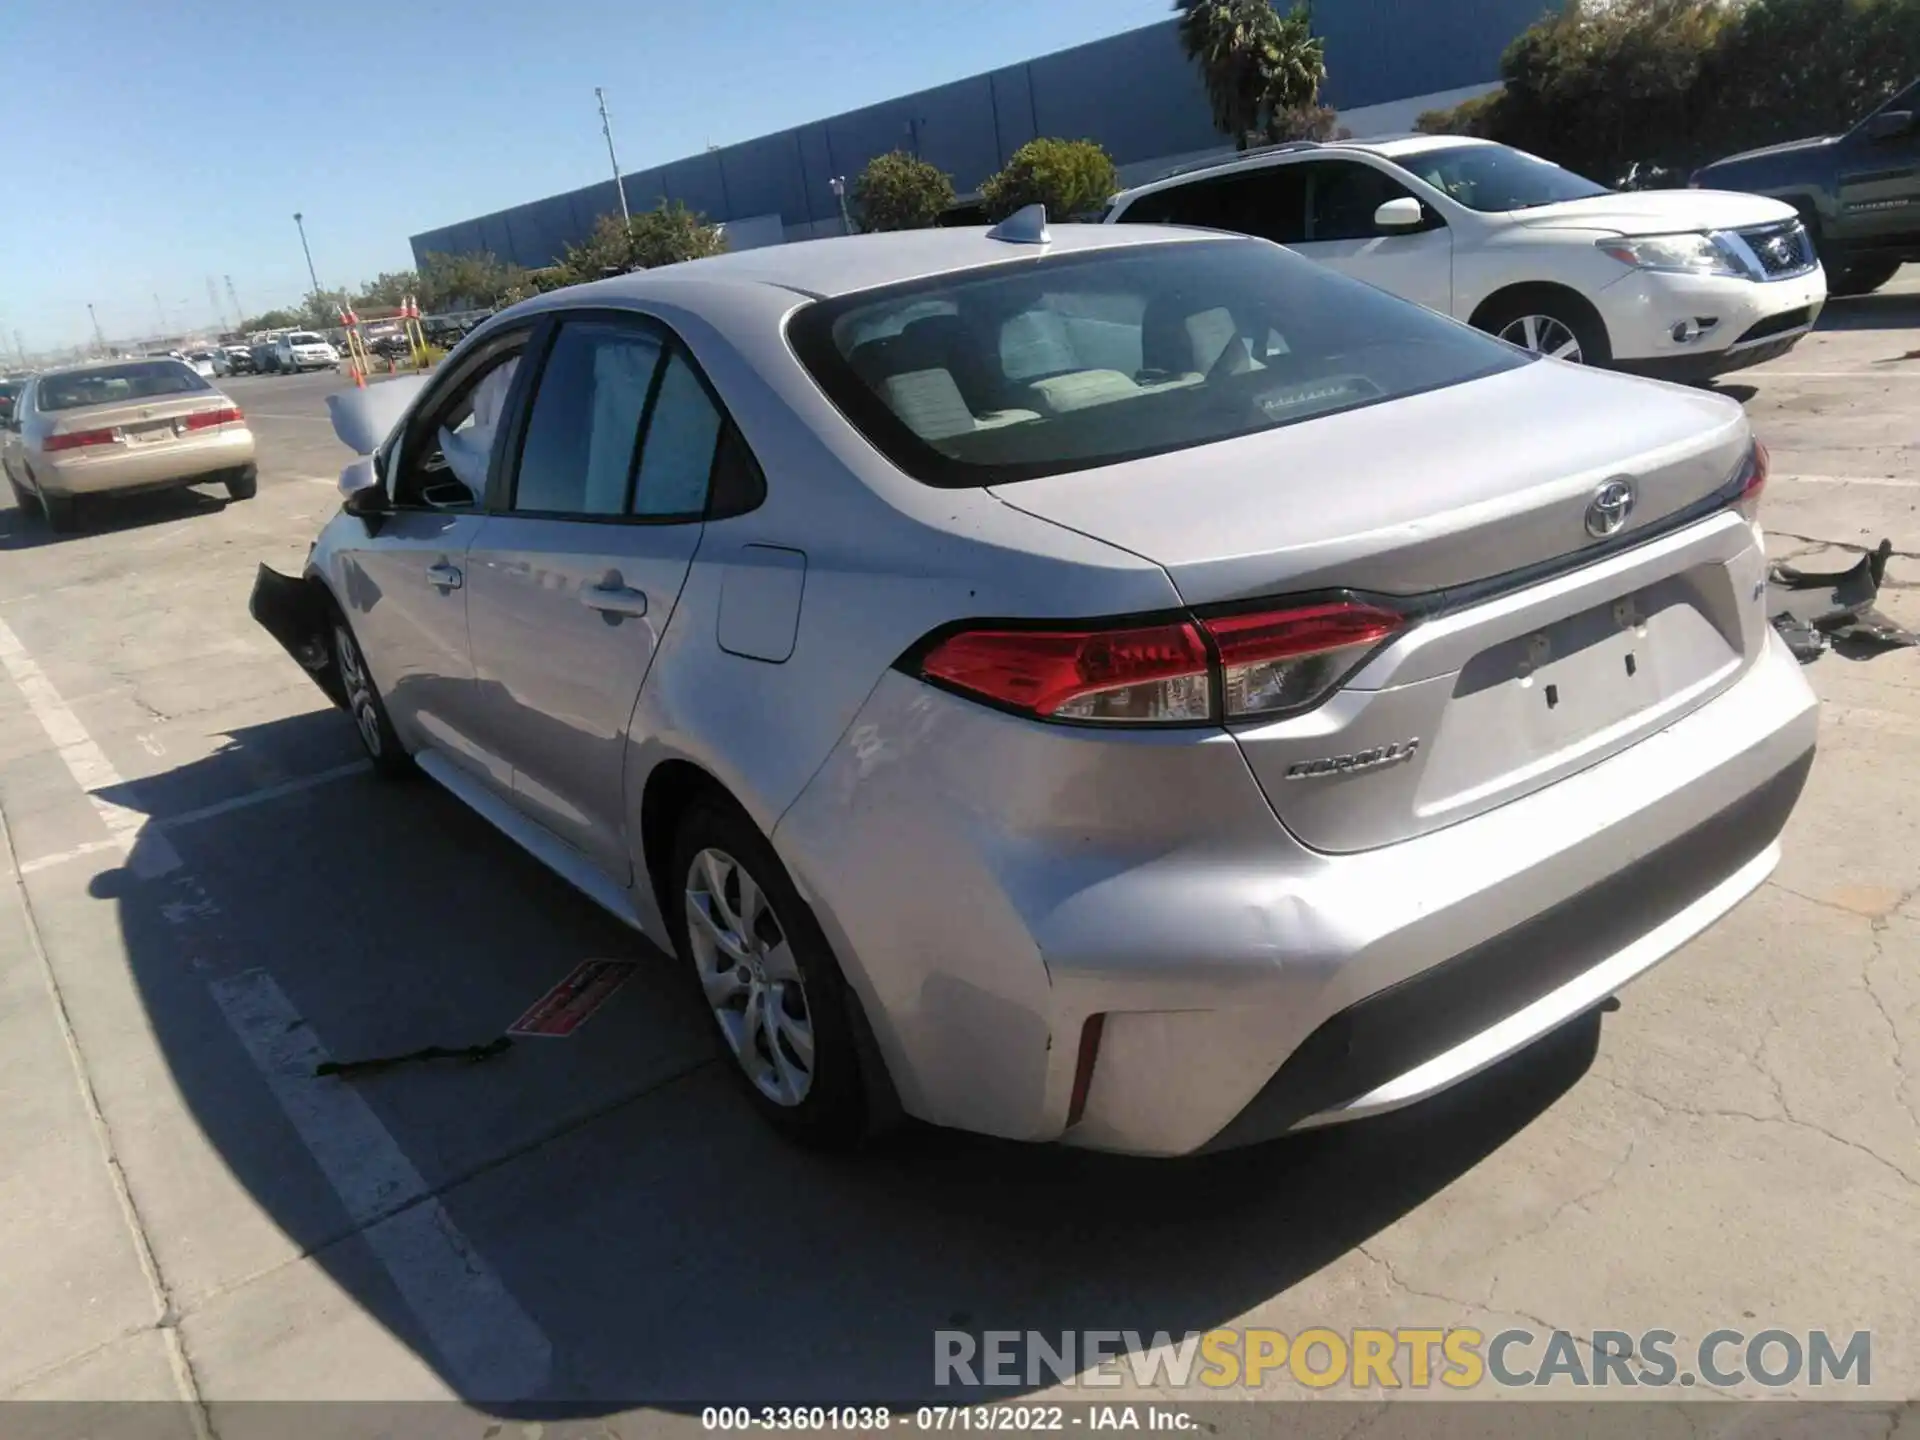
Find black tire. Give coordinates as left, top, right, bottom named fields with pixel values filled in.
left=1475, top=290, right=1613, bottom=367
left=329, top=614, right=413, bottom=779
left=6, top=472, right=38, bottom=516
left=225, top=468, right=258, bottom=501
left=668, top=798, right=869, bottom=1148
left=1828, top=259, right=1902, bottom=298
left=41, top=490, right=78, bottom=534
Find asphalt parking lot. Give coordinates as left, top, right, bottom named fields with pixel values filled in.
left=1, top=280, right=1918, bottom=1427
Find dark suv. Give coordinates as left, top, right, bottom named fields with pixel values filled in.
left=1693, top=80, right=1920, bottom=296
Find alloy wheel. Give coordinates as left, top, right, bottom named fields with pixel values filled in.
left=684, top=846, right=815, bottom=1106
left=333, top=623, right=384, bottom=759
left=1498, top=313, right=1584, bottom=363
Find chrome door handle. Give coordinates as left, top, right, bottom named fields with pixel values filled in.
left=581, top=582, right=648, bottom=617
left=426, top=563, right=463, bottom=590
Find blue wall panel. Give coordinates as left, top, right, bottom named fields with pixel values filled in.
left=1319, top=0, right=1543, bottom=109
left=412, top=2, right=1545, bottom=263
left=1028, top=22, right=1218, bottom=166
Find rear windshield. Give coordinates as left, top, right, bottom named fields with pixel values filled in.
left=288, top=332, right=325, bottom=346
left=788, top=238, right=1525, bottom=487
left=37, top=361, right=212, bottom=412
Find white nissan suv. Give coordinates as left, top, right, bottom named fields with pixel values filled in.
left=1106, top=135, right=1827, bottom=381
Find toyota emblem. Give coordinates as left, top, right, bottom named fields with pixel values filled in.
left=1585, top=477, right=1637, bottom=538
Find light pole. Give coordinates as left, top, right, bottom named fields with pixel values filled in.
left=292, top=212, right=322, bottom=298
left=829, top=176, right=854, bottom=235
left=595, top=88, right=632, bottom=228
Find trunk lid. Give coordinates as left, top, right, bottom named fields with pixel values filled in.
left=991, top=360, right=1765, bottom=852
left=47, top=393, right=239, bottom=447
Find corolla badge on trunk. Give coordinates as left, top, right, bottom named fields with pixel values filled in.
left=1284, top=739, right=1420, bottom=780
left=1585, top=477, right=1637, bottom=538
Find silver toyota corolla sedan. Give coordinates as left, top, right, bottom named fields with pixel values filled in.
left=252, top=213, right=1817, bottom=1156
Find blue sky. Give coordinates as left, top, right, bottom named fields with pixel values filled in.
left=0, top=0, right=1168, bottom=352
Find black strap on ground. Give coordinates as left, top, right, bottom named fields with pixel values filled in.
left=315, top=1035, right=513, bottom=1079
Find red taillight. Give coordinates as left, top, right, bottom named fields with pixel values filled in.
left=1734, top=440, right=1768, bottom=520
left=916, top=599, right=1404, bottom=725
left=43, top=428, right=117, bottom=452
left=1066, top=1013, right=1105, bottom=1129
left=920, top=621, right=1211, bottom=723
left=1204, top=602, right=1405, bottom=718
left=184, top=406, right=243, bottom=431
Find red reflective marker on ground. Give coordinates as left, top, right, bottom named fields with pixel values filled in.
left=507, top=959, right=637, bottom=1037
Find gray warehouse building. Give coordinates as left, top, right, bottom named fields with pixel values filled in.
left=410, top=0, right=1548, bottom=270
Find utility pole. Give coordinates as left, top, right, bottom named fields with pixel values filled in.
left=206, top=275, right=226, bottom=332
left=87, top=304, right=107, bottom=355
left=225, top=275, right=244, bottom=330
left=829, top=176, right=854, bottom=235
left=292, top=212, right=322, bottom=298
left=153, top=293, right=169, bottom=338
left=595, top=87, right=632, bottom=227
left=13, top=331, right=24, bottom=367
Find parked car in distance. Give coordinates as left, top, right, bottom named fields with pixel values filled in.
left=1, top=358, right=256, bottom=531
left=251, top=342, right=280, bottom=374
left=0, top=379, right=19, bottom=423
left=1107, top=135, right=1827, bottom=381
left=187, top=348, right=229, bottom=378
left=1691, top=78, right=1920, bottom=297
left=275, top=331, right=340, bottom=373
left=224, top=344, right=257, bottom=375
left=251, top=219, right=1816, bottom=1155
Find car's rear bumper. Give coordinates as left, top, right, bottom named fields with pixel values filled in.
left=1598, top=265, right=1827, bottom=375
left=778, top=628, right=1818, bottom=1156
left=38, top=428, right=257, bottom=496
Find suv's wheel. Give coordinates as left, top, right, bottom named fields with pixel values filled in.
left=1829, top=259, right=1902, bottom=298
left=669, top=799, right=868, bottom=1148
left=1478, top=291, right=1612, bottom=366
left=331, top=616, right=412, bottom=778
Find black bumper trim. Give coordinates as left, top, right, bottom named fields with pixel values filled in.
left=1200, top=747, right=1815, bottom=1152
left=1614, top=331, right=1809, bottom=383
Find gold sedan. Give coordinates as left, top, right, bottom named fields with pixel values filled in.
left=1, top=358, right=257, bottom=532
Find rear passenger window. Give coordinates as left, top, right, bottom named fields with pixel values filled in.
left=511, top=319, right=664, bottom=515
left=1121, top=168, right=1308, bottom=246
left=631, top=352, right=722, bottom=518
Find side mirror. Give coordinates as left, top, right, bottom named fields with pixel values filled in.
left=1866, top=109, right=1914, bottom=142
left=339, top=457, right=390, bottom=521
left=1374, top=197, right=1426, bottom=231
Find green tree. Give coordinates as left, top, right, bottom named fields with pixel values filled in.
left=1175, top=0, right=1327, bottom=151
left=355, top=270, right=421, bottom=310
left=240, top=309, right=301, bottom=332
left=628, top=200, right=728, bottom=268
left=553, top=202, right=726, bottom=285
left=981, top=138, right=1119, bottom=221
left=852, top=150, right=956, bottom=231
left=298, top=289, right=355, bottom=330
left=418, top=251, right=527, bottom=312
left=1254, top=3, right=1328, bottom=142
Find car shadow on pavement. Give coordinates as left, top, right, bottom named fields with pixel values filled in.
left=1816, top=289, right=1920, bottom=336
left=0, top=486, right=230, bottom=549
left=90, top=706, right=1601, bottom=1414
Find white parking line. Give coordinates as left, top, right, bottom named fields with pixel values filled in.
left=154, top=760, right=372, bottom=831
left=0, top=617, right=551, bottom=1399
left=1778, top=473, right=1920, bottom=489
left=1757, top=370, right=1920, bottom=378
left=0, top=617, right=180, bottom=878
left=211, top=970, right=552, bottom=1400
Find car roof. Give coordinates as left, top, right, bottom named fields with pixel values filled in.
left=542, top=222, right=1223, bottom=304
left=1115, top=134, right=1499, bottom=202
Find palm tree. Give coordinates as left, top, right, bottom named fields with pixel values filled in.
left=1175, top=0, right=1328, bottom=151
